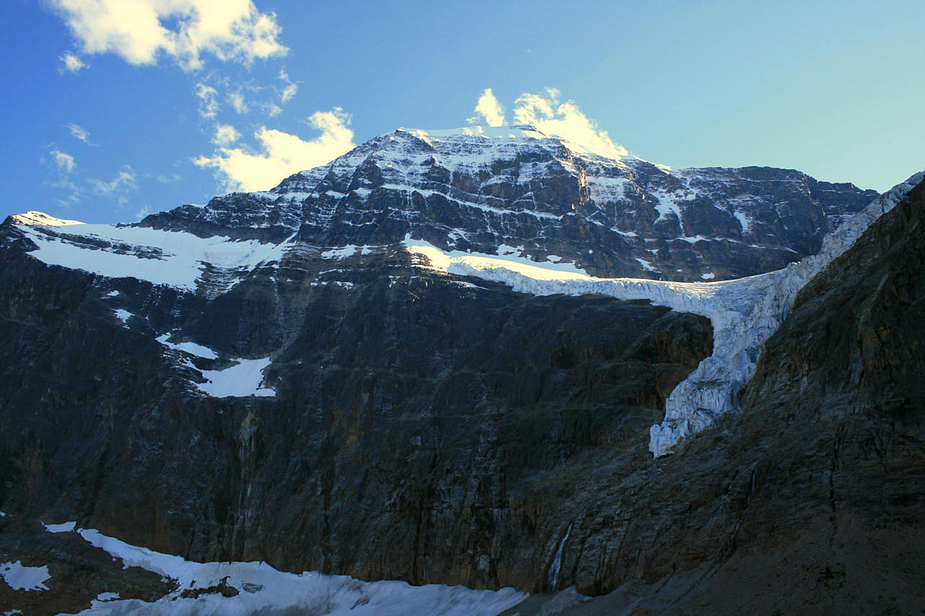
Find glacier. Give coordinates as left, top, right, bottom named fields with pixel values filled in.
left=405, top=171, right=924, bottom=456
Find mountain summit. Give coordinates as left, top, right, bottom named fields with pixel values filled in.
left=141, top=125, right=876, bottom=281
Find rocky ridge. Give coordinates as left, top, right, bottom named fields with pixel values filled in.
left=141, top=125, right=876, bottom=282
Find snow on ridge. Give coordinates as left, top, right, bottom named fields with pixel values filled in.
left=69, top=527, right=526, bottom=616
left=403, top=235, right=589, bottom=278
left=402, top=170, right=924, bottom=456
left=8, top=210, right=83, bottom=226
left=321, top=244, right=378, bottom=259
left=15, top=222, right=295, bottom=293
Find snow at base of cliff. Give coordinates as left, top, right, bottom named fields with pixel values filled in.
left=55, top=527, right=526, bottom=616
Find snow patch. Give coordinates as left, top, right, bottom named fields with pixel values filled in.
left=1, top=561, right=50, bottom=592
left=734, top=210, right=752, bottom=234
left=73, top=528, right=527, bottom=616
left=157, top=335, right=219, bottom=360
left=44, top=521, right=77, bottom=533
left=320, top=245, right=377, bottom=259
left=17, top=222, right=294, bottom=294
left=192, top=357, right=275, bottom=398
left=114, top=309, right=132, bottom=324
left=701, top=272, right=715, bottom=280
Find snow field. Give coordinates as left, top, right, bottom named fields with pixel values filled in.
left=48, top=527, right=528, bottom=616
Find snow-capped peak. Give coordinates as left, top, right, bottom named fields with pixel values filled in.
left=9, top=211, right=84, bottom=226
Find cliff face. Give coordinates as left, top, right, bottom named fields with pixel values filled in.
left=0, top=231, right=713, bottom=591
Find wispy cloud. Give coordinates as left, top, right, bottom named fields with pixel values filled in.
left=89, top=165, right=138, bottom=205
left=48, top=0, right=287, bottom=71
left=228, top=90, right=249, bottom=115
left=513, top=88, right=628, bottom=159
left=60, top=52, right=87, bottom=73
left=194, top=109, right=355, bottom=192
left=195, top=83, right=219, bottom=119
left=44, top=148, right=81, bottom=206
left=50, top=149, right=76, bottom=174
left=468, top=88, right=505, bottom=127
left=212, top=124, right=240, bottom=147
left=279, top=69, right=298, bottom=105
left=68, top=123, right=91, bottom=144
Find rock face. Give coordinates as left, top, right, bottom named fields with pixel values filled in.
left=0, top=125, right=920, bottom=614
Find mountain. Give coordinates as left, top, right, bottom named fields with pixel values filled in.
left=0, top=126, right=922, bottom=615
left=140, top=126, right=876, bottom=282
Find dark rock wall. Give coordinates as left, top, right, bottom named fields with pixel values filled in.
left=0, top=235, right=712, bottom=591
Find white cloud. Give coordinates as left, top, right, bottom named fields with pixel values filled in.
left=513, top=89, right=628, bottom=159
left=50, top=149, right=76, bottom=174
left=278, top=68, right=298, bottom=105
left=194, top=109, right=355, bottom=192
left=195, top=83, right=219, bottom=118
left=90, top=165, right=138, bottom=205
left=229, top=90, right=249, bottom=114
left=281, top=82, right=298, bottom=105
left=45, top=148, right=81, bottom=205
left=60, top=52, right=88, bottom=73
left=469, top=88, right=505, bottom=127
left=212, top=124, right=240, bottom=147
left=136, top=205, right=151, bottom=220
left=68, top=123, right=91, bottom=144
left=49, top=0, right=287, bottom=71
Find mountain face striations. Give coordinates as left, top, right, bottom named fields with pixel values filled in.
left=0, top=126, right=921, bottom=615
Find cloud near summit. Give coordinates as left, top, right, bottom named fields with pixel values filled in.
left=49, top=0, right=287, bottom=71
left=194, top=109, right=355, bottom=192
left=470, top=88, right=628, bottom=160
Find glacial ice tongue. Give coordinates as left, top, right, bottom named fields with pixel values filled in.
left=406, top=171, right=924, bottom=456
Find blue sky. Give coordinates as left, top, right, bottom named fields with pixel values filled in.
left=1, top=0, right=922, bottom=224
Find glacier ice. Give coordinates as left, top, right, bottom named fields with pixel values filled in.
left=406, top=171, right=924, bottom=456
